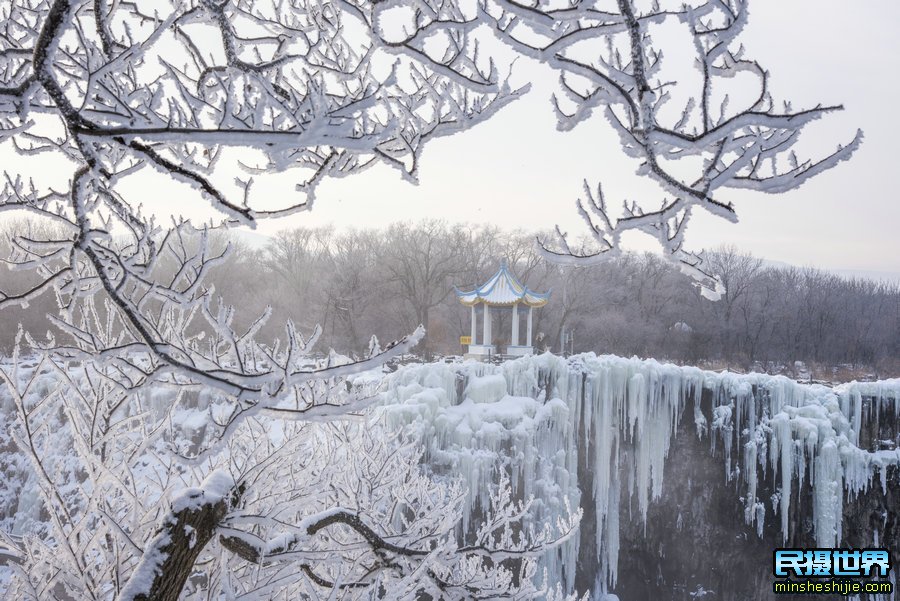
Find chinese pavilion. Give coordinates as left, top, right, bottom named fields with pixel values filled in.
left=454, top=261, right=550, bottom=358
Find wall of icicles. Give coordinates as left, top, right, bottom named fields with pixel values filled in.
left=380, top=354, right=900, bottom=598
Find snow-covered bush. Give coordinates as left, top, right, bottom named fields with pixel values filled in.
left=0, top=349, right=582, bottom=599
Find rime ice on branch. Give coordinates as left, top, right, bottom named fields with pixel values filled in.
left=0, top=3, right=564, bottom=598
left=382, top=354, right=900, bottom=595
left=0, top=0, right=524, bottom=410
left=0, top=356, right=584, bottom=600
left=482, top=0, right=861, bottom=298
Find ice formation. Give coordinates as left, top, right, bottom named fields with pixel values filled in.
left=380, top=353, right=900, bottom=595
left=2, top=352, right=898, bottom=598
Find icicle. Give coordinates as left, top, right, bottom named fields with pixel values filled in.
left=851, top=389, right=862, bottom=445
left=775, top=414, right=793, bottom=542
left=755, top=502, right=766, bottom=538
left=813, top=439, right=842, bottom=547
left=378, top=354, right=900, bottom=597
left=743, top=440, right=757, bottom=526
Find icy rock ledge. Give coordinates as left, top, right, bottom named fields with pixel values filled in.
left=379, top=353, right=900, bottom=595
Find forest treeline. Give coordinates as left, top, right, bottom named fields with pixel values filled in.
left=1, top=220, right=898, bottom=376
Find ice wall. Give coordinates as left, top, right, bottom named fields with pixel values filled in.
left=380, top=354, right=900, bottom=596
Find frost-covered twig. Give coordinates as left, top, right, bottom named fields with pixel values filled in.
left=484, top=0, right=860, bottom=298
left=0, top=0, right=522, bottom=418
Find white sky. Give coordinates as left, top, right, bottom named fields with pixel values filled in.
left=239, top=0, right=900, bottom=275
left=2, top=1, right=897, bottom=275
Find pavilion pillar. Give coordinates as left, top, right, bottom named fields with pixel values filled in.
left=511, top=303, right=519, bottom=346
left=483, top=304, right=492, bottom=347
left=470, top=304, right=477, bottom=344
left=526, top=306, right=533, bottom=347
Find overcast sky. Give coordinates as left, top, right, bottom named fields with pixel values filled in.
left=3, top=1, right=896, bottom=277
left=232, top=0, right=899, bottom=277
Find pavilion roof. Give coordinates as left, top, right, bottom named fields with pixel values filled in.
left=454, top=262, right=551, bottom=307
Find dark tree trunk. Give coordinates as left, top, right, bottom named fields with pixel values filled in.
left=124, top=486, right=236, bottom=601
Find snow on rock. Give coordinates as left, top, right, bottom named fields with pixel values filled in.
left=380, top=353, right=900, bottom=595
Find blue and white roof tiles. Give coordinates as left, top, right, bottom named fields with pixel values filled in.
left=455, top=262, right=550, bottom=307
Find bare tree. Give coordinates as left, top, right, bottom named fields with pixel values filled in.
left=319, top=229, right=384, bottom=354
left=382, top=221, right=470, bottom=357
left=706, top=245, right=764, bottom=357
left=0, top=1, right=573, bottom=598
left=1, top=350, right=581, bottom=599
left=484, top=0, right=860, bottom=297
left=737, top=270, right=776, bottom=364
left=263, top=227, right=335, bottom=332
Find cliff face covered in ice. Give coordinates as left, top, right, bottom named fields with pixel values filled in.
left=381, top=354, right=900, bottom=600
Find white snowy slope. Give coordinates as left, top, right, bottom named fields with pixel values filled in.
left=379, top=353, right=900, bottom=594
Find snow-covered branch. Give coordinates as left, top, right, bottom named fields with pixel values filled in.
left=484, top=0, right=860, bottom=298
left=0, top=0, right=522, bottom=435
left=0, top=5, right=579, bottom=597
left=1, top=356, right=582, bottom=599
left=117, top=471, right=237, bottom=601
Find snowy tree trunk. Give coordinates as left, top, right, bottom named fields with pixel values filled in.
left=118, top=474, right=238, bottom=601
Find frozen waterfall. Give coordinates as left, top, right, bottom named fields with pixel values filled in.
left=379, top=353, right=900, bottom=596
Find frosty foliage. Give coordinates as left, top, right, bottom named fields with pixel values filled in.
left=0, top=352, right=584, bottom=600
left=483, top=0, right=861, bottom=298
left=0, top=3, right=582, bottom=595
left=381, top=354, right=900, bottom=596
left=0, top=2, right=585, bottom=598
left=0, top=0, right=522, bottom=411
